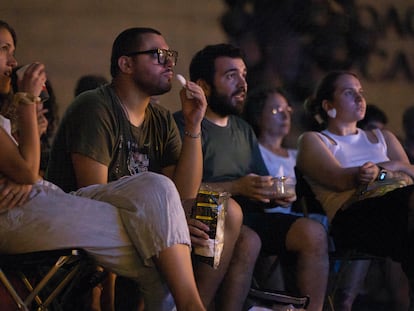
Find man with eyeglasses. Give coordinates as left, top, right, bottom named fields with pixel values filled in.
left=46, top=27, right=210, bottom=310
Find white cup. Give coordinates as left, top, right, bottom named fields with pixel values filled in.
left=16, top=64, right=49, bottom=102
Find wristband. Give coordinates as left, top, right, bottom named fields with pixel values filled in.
left=14, top=92, right=41, bottom=105
left=184, top=130, right=201, bottom=139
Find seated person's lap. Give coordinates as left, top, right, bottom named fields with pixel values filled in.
left=331, top=185, right=414, bottom=262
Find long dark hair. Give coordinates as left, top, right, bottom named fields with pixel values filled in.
left=0, top=20, right=16, bottom=46
left=0, top=20, right=17, bottom=119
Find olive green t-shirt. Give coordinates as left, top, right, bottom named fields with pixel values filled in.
left=46, top=85, right=181, bottom=192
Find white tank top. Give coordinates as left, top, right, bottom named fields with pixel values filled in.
left=319, top=128, right=389, bottom=167
left=307, top=128, right=389, bottom=221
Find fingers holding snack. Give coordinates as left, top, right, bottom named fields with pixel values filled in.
left=176, top=73, right=207, bottom=127
left=176, top=74, right=194, bottom=99
left=187, top=218, right=210, bottom=246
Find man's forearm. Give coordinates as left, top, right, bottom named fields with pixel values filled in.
left=173, top=135, right=203, bottom=199
left=202, top=181, right=238, bottom=196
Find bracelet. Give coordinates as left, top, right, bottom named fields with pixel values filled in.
left=14, top=92, right=41, bottom=105
left=184, top=130, right=201, bottom=139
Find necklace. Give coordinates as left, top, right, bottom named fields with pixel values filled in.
left=108, top=84, right=150, bottom=175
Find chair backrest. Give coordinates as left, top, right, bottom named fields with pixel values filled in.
left=292, top=168, right=380, bottom=311
left=292, top=166, right=326, bottom=216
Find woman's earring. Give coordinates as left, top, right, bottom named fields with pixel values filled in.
left=327, top=108, right=337, bottom=119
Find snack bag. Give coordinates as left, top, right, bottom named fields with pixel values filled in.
left=191, top=186, right=229, bottom=269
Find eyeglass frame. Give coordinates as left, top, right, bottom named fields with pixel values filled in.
left=124, top=48, right=178, bottom=66
left=271, top=106, right=293, bottom=115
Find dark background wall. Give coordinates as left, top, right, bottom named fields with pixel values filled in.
left=1, top=1, right=226, bottom=118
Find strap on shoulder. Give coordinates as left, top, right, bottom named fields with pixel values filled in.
left=317, top=131, right=337, bottom=145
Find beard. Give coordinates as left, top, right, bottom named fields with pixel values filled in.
left=132, top=73, right=172, bottom=97
left=149, top=82, right=172, bottom=96
left=208, top=88, right=244, bottom=117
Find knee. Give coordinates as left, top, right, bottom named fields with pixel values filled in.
left=287, top=218, right=328, bottom=254
left=239, top=225, right=261, bottom=258
left=225, top=198, right=243, bottom=232
left=141, top=173, right=183, bottom=207
left=234, top=225, right=261, bottom=265
left=126, top=172, right=179, bottom=200
left=141, top=172, right=177, bottom=191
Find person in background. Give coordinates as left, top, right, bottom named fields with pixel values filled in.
left=0, top=19, right=205, bottom=311
left=74, top=74, right=109, bottom=97
left=242, top=85, right=330, bottom=296
left=38, top=80, right=58, bottom=176
left=174, top=43, right=329, bottom=311
left=46, top=27, right=245, bottom=311
left=243, top=87, right=299, bottom=215
left=298, top=70, right=414, bottom=311
left=356, top=104, right=388, bottom=131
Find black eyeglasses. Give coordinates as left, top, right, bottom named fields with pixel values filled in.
left=124, top=48, right=178, bottom=66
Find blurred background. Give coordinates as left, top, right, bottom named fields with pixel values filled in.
left=1, top=0, right=414, bottom=143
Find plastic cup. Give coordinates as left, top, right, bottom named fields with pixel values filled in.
left=16, top=64, right=49, bottom=102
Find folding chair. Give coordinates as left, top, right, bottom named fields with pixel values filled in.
left=292, top=166, right=380, bottom=311
left=0, top=248, right=96, bottom=311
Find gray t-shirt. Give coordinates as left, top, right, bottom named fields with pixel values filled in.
left=174, top=111, right=268, bottom=182
left=47, top=85, right=181, bottom=192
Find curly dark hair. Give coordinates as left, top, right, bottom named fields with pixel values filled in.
left=189, top=43, right=244, bottom=85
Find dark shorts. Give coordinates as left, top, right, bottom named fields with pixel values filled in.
left=244, top=212, right=299, bottom=256
left=233, top=196, right=299, bottom=256
left=331, top=185, right=414, bottom=265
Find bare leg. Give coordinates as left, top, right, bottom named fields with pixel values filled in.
left=333, top=260, right=370, bottom=311
left=254, top=255, right=284, bottom=290
left=101, top=272, right=116, bottom=311
left=286, top=218, right=329, bottom=311
left=90, top=286, right=102, bottom=311
left=193, top=198, right=243, bottom=309
left=155, top=243, right=206, bottom=311
left=385, top=259, right=410, bottom=311
left=217, top=225, right=261, bottom=311
left=90, top=267, right=116, bottom=311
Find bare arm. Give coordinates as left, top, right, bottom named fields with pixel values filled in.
left=296, top=132, right=360, bottom=191
left=163, top=81, right=207, bottom=199
left=377, top=129, right=414, bottom=179
left=202, top=174, right=277, bottom=203
left=0, top=63, right=46, bottom=184
left=71, top=153, right=109, bottom=186
left=0, top=63, right=47, bottom=209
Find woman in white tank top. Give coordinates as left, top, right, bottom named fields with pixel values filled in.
left=297, top=70, right=414, bottom=300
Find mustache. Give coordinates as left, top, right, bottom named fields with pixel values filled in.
left=231, top=87, right=246, bottom=97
